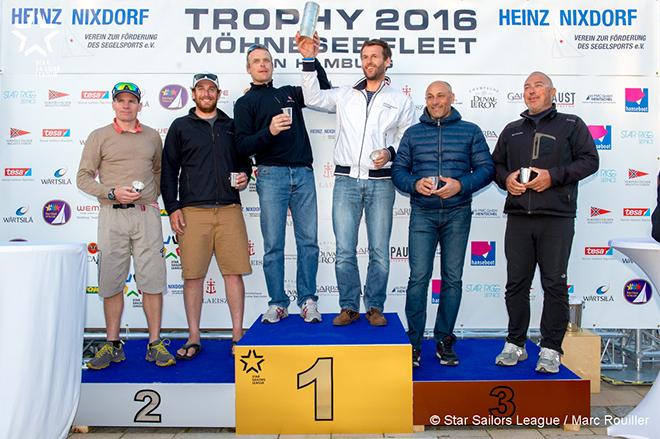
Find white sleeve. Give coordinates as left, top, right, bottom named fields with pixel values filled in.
left=301, top=70, right=342, bottom=113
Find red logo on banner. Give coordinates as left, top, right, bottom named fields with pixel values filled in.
left=590, top=207, right=611, bottom=217
left=623, top=208, right=650, bottom=217
left=584, top=246, right=611, bottom=256
left=80, top=91, right=109, bottom=99
left=48, top=90, right=69, bottom=100
left=628, top=169, right=649, bottom=179
left=42, top=129, right=70, bottom=137
left=10, top=128, right=30, bottom=138
left=4, top=168, right=31, bottom=176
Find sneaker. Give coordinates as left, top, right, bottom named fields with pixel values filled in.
left=332, top=308, right=360, bottom=326
left=495, top=341, right=528, bottom=366
left=87, top=341, right=125, bottom=370
left=536, top=347, right=561, bottom=374
left=262, top=305, right=289, bottom=323
left=146, top=339, right=176, bottom=367
left=300, top=298, right=322, bottom=323
left=412, top=348, right=421, bottom=368
left=436, top=335, right=459, bottom=366
left=366, top=307, right=387, bottom=326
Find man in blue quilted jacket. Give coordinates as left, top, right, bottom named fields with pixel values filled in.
left=392, top=81, right=494, bottom=367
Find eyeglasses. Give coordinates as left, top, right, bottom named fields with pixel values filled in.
left=193, top=73, right=218, bottom=83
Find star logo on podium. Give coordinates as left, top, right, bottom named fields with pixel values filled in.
left=240, top=349, right=265, bottom=374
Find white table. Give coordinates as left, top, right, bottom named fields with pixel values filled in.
left=0, top=242, right=87, bottom=439
left=608, top=238, right=660, bottom=439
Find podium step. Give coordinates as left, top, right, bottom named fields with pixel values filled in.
left=75, top=339, right=236, bottom=427
left=412, top=339, right=590, bottom=427
left=235, top=313, right=412, bottom=434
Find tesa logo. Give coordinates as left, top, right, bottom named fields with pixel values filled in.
left=584, top=246, right=612, bottom=256
left=4, top=168, right=32, bottom=177
left=81, top=91, right=109, bottom=99
left=42, top=129, right=70, bottom=137
left=623, top=208, right=650, bottom=217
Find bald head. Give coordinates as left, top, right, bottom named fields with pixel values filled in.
left=425, top=81, right=454, bottom=120
left=523, top=71, right=555, bottom=115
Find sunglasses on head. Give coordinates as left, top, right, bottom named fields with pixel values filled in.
left=112, top=82, right=140, bottom=93
left=246, top=43, right=268, bottom=55
left=193, top=73, right=218, bottom=83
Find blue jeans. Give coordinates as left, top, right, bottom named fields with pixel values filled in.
left=256, top=166, right=319, bottom=307
left=332, top=176, right=395, bottom=312
left=405, top=205, right=472, bottom=351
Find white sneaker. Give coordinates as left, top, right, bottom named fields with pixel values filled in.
left=495, top=341, right=528, bottom=366
left=536, top=347, right=561, bottom=374
left=300, top=298, right=322, bottom=323
left=261, top=305, right=288, bottom=323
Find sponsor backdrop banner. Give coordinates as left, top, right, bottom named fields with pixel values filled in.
left=1, top=0, right=658, bottom=330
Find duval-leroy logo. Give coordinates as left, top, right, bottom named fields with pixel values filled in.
left=588, top=125, right=611, bottom=150
left=623, top=279, right=652, bottom=304
left=42, top=199, right=71, bottom=225
left=471, top=241, right=496, bottom=266
left=624, top=88, right=649, bottom=113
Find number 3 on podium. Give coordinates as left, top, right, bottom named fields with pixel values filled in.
left=297, top=357, right=334, bottom=421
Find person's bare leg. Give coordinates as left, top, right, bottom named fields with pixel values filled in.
left=141, top=292, right=163, bottom=344
left=103, top=292, right=124, bottom=341
left=178, top=278, right=204, bottom=357
left=223, top=274, right=245, bottom=342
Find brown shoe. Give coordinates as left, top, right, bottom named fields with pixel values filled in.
left=333, top=308, right=360, bottom=326
left=366, top=308, right=387, bottom=326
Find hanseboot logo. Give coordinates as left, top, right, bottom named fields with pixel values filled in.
left=471, top=241, right=496, bottom=266
left=42, top=200, right=71, bottom=225
left=588, top=125, right=611, bottom=150
left=624, top=88, right=649, bottom=113
left=431, top=279, right=442, bottom=304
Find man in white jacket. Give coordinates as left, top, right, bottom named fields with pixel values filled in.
left=296, top=32, right=414, bottom=326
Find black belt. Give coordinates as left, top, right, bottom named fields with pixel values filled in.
left=334, top=165, right=391, bottom=178
left=112, top=204, right=135, bottom=209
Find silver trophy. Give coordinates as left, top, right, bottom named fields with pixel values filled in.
left=300, top=2, right=320, bottom=38
left=132, top=180, right=144, bottom=193
left=230, top=172, right=240, bottom=188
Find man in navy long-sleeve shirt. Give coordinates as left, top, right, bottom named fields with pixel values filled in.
left=234, top=44, right=330, bottom=324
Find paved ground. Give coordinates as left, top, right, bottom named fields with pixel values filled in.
left=68, top=382, right=650, bottom=439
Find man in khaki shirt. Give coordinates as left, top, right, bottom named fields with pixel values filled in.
left=77, top=82, right=175, bottom=369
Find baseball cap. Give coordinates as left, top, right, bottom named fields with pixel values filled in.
left=112, top=82, right=141, bottom=101
left=192, top=73, right=219, bottom=88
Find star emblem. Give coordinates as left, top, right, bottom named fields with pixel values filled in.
left=240, top=349, right=265, bottom=374
left=12, top=24, right=59, bottom=57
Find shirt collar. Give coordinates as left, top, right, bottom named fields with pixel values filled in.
left=112, top=118, right=143, bottom=134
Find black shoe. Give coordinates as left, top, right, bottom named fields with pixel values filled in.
left=412, top=348, right=421, bottom=368
left=436, top=335, right=459, bottom=366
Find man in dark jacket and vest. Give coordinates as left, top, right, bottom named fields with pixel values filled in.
left=162, top=73, right=253, bottom=359
left=392, top=81, right=494, bottom=367
left=492, top=71, right=598, bottom=373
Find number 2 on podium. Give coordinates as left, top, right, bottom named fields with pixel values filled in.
left=297, top=357, right=334, bottom=421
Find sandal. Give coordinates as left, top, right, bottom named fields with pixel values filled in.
left=176, top=342, right=202, bottom=360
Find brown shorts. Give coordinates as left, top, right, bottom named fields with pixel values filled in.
left=97, top=204, right=166, bottom=298
left=178, top=204, right=252, bottom=279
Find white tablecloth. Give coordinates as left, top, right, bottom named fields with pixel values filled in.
left=0, top=243, right=87, bottom=439
left=608, top=237, right=660, bottom=439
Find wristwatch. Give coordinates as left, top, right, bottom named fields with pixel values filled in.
left=108, top=188, right=116, bottom=201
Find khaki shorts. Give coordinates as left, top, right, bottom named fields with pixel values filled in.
left=98, top=205, right=166, bottom=298
left=178, top=204, right=252, bottom=279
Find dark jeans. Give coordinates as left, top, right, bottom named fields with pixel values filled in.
left=405, top=205, right=472, bottom=351
left=504, top=215, right=574, bottom=354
